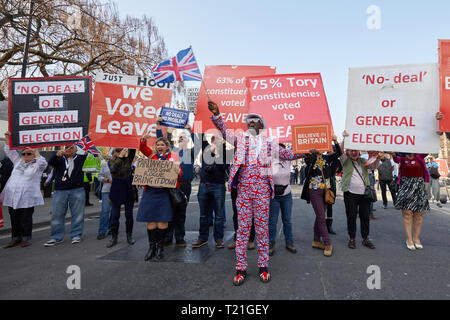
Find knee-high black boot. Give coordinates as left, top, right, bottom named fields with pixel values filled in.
left=155, top=228, right=167, bottom=260
left=126, top=220, right=135, bottom=245
left=145, top=229, right=157, bottom=261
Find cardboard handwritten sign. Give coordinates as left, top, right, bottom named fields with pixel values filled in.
left=132, top=158, right=179, bottom=188
left=291, top=123, right=332, bottom=154
left=160, top=107, right=190, bottom=129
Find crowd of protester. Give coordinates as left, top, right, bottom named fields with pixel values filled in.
left=0, top=108, right=448, bottom=286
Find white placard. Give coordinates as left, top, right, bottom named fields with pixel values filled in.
left=345, top=63, right=440, bottom=153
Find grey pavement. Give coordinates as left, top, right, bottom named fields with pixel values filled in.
left=1, top=183, right=450, bottom=300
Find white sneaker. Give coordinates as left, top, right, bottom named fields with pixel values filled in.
left=44, top=239, right=64, bottom=246
left=71, top=237, right=81, bottom=244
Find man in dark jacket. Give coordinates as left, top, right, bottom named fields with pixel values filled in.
left=192, top=132, right=229, bottom=249
left=378, top=154, right=397, bottom=209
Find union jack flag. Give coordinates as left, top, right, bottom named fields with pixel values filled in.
left=76, top=135, right=101, bottom=157
left=152, top=47, right=202, bottom=83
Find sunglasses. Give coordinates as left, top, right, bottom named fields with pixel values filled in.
left=22, top=152, right=33, bottom=156
left=247, top=118, right=261, bottom=124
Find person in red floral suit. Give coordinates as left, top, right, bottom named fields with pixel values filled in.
left=208, top=101, right=307, bottom=286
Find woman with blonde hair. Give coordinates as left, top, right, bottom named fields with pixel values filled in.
left=137, top=135, right=182, bottom=261
left=2, top=131, right=47, bottom=248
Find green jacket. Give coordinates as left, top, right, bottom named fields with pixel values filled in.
left=341, top=157, right=369, bottom=192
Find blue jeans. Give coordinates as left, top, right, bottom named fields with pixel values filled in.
left=269, top=192, right=293, bottom=244
left=50, top=188, right=86, bottom=240
left=197, top=183, right=226, bottom=242
left=98, top=192, right=112, bottom=236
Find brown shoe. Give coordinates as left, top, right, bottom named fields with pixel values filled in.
left=163, top=241, right=173, bottom=248
left=216, top=240, right=224, bottom=249
left=20, top=241, right=31, bottom=247
left=247, top=241, right=255, bottom=250
left=312, top=241, right=325, bottom=250
left=192, top=239, right=208, bottom=248
left=3, top=240, right=21, bottom=249
left=324, top=244, right=333, bottom=257
left=228, top=241, right=236, bottom=249
left=286, top=243, right=297, bottom=254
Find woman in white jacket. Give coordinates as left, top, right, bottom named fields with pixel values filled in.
left=1, top=132, right=47, bottom=248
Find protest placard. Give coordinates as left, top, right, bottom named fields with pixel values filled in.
left=186, top=86, right=199, bottom=111
left=345, top=63, right=440, bottom=153
left=439, top=40, right=450, bottom=132
left=246, top=73, right=332, bottom=143
left=436, top=159, right=449, bottom=177
left=194, top=65, right=276, bottom=133
left=8, top=76, right=91, bottom=149
left=132, top=158, right=179, bottom=188
left=291, top=123, right=332, bottom=154
left=89, top=72, right=172, bottom=148
left=160, top=107, right=190, bottom=129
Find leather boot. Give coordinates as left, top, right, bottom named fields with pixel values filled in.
left=107, top=225, right=119, bottom=248
left=326, top=219, right=336, bottom=235
left=144, top=229, right=157, bottom=261
left=126, top=220, right=135, bottom=245
left=155, top=228, right=167, bottom=260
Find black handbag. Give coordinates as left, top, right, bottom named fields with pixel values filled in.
left=390, top=177, right=399, bottom=193
left=351, top=161, right=377, bottom=202
left=274, top=184, right=288, bottom=196
left=168, top=187, right=188, bottom=208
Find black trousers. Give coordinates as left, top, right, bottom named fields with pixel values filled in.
left=9, top=207, right=34, bottom=241
left=231, top=187, right=255, bottom=242
left=165, top=182, right=192, bottom=243
left=379, top=179, right=397, bottom=206
left=84, top=182, right=91, bottom=205
left=343, top=191, right=370, bottom=239
left=326, top=203, right=333, bottom=219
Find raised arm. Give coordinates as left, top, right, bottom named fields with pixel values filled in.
left=139, top=134, right=153, bottom=157
left=276, top=143, right=308, bottom=161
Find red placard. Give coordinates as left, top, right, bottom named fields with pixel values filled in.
left=89, top=81, right=171, bottom=148
left=194, top=65, right=276, bottom=133
left=291, top=123, right=332, bottom=154
left=246, top=73, right=333, bottom=143
left=436, top=159, right=449, bottom=177
left=439, top=40, right=450, bottom=132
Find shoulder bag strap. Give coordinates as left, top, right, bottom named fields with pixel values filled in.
left=319, top=166, right=329, bottom=192
left=351, top=160, right=368, bottom=187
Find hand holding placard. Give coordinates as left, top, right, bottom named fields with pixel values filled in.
left=208, top=101, right=220, bottom=116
